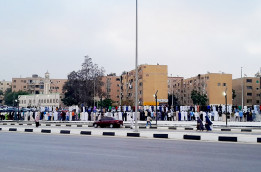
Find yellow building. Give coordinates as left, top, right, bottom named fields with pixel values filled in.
left=181, top=73, right=232, bottom=105
left=122, top=65, right=168, bottom=106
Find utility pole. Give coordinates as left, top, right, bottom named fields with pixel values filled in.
left=134, top=0, right=138, bottom=132
left=241, top=67, right=243, bottom=110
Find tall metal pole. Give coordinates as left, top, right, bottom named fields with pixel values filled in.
left=241, top=67, right=243, bottom=110
left=171, top=74, right=173, bottom=108
left=134, top=0, right=138, bottom=132
left=224, top=87, right=228, bottom=127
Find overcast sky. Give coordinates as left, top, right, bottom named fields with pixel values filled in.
left=0, top=0, right=261, bottom=81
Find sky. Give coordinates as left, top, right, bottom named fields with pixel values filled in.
left=0, top=0, right=261, bottom=81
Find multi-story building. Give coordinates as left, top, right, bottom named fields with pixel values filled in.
left=121, top=65, right=168, bottom=106
left=13, top=72, right=67, bottom=108
left=232, top=77, right=261, bottom=107
left=101, top=74, right=121, bottom=104
left=0, top=80, right=12, bottom=93
left=0, top=80, right=12, bottom=105
left=179, top=73, right=232, bottom=105
left=12, top=72, right=67, bottom=94
left=168, top=76, right=184, bottom=105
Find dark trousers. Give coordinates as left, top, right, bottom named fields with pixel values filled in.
left=35, top=122, right=39, bottom=127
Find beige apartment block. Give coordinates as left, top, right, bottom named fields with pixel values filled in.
left=101, top=74, right=121, bottom=104
left=168, top=76, right=184, bottom=105
left=232, top=77, right=261, bottom=106
left=180, top=73, right=232, bottom=106
left=121, top=65, right=168, bottom=106
left=0, top=80, right=11, bottom=93
left=0, top=80, right=12, bottom=105
left=12, top=72, right=67, bottom=95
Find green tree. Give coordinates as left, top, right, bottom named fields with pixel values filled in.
left=98, top=98, right=113, bottom=108
left=62, top=56, right=105, bottom=106
left=4, top=88, right=28, bottom=106
left=0, top=90, right=3, bottom=95
left=191, top=90, right=208, bottom=106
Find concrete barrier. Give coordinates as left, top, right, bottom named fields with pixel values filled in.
left=11, top=123, right=15, bottom=125
left=241, top=129, right=252, bottom=132
left=3, top=123, right=7, bottom=125
left=150, top=126, right=157, bottom=129
left=27, top=124, right=32, bottom=126
left=257, top=138, right=261, bottom=143
left=185, top=128, right=193, bottom=130
left=41, top=129, right=51, bottom=133
left=139, top=126, right=146, bottom=129
left=127, top=133, right=140, bottom=137
left=77, top=125, right=82, bottom=127
left=66, top=124, right=71, bottom=127
left=25, top=129, right=33, bottom=132
left=56, top=124, right=61, bottom=126
left=19, top=123, right=23, bottom=125
left=221, top=129, right=231, bottom=131
left=9, top=128, right=17, bottom=131
left=219, top=136, right=237, bottom=142
left=168, top=127, right=177, bottom=130
left=80, top=131, right=92, bottom=135
left=183, top=135, right=201, bottom=140
left=60, top=130, right=70, bottom=134
left=103, top=132, right=115, bottom=136
left=153, top=134, right=168, bottom=139
left=46, top=124, right=51, bottom=126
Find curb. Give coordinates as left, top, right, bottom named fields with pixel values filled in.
left=41, top=129, right=51, bottom=133
left=80, top=131, right=92, bottom=135
left=183, top=135, right=201, bottom=140
left=127, top=133, right=140, bottom=137
left=9, top=128, right=17, bottom=131
left=221, top=129, right=231, bottom=131
left=153, top=134, right=168, bottom=138
left=25, top=129, right=33, bottom=132
left=103, top=132, right=115, bottom=136
left=219, top=136, right=237, bottom=142
left=60, top=130, right=70, bottom=134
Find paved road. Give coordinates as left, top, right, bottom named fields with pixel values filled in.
left=0, top=133, right=260, bottom=172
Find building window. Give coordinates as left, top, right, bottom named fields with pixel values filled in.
left=223, top=83, right=226, bottom=86
left=247, top=86, right=252, bottom=90
left=257, top=100, right=260, bottom=104
left=14, top=80, right=16, bottom=82
left=246, top=99, right=252, bottom=103
left=56, top=99, right=58, bottom=103
left=44, top=99, right=46, bottom=103
left=24, top=100, right=26, bottom=104
left=13, top=85, right=16, bottom=88
left=217, top=83, right=221, bottom=86
left=50, top=99, right=52, bottom=103
left=247, top=93, right=252, bottom=96
left=246, top=79, right=252, bottom=83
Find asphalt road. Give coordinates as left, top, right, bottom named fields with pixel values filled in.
left=0, top=133, right=260, bottom=172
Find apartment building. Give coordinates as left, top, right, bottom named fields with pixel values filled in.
left=232, top=77, right=261, bottom=106
left=121, top=65, right=168, bottom=106
left=101, top=74, right=121, bottom=104
left=168, top=76, right=184, bottom=105
left=12, top=72, right=67, bottom=94
left=0, top=80, right=12, bottom=105
left=179, top=73, right=232, bottom=105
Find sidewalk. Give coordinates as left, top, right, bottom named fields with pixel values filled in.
left=1, top=123, right=261, bottom=144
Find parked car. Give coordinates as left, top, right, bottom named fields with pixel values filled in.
left=93, top=117, right=123, bottom=128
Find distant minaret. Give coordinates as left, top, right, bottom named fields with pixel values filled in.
left=44, top=71, right=50, bottom=94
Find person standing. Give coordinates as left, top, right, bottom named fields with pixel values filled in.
left=35, top=112, right=40, bottom=128
left=205, top=115, right=213, bottom=131
left=146, top=116, right=152, bottom=128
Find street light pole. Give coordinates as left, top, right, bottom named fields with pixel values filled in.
left=154, top=90, right=158, bottom=126
left=171, top=74, right=173, bottom=109
left=224, top=88, right=228, bottom=127
left=134, top=0, right=138, bottom=132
